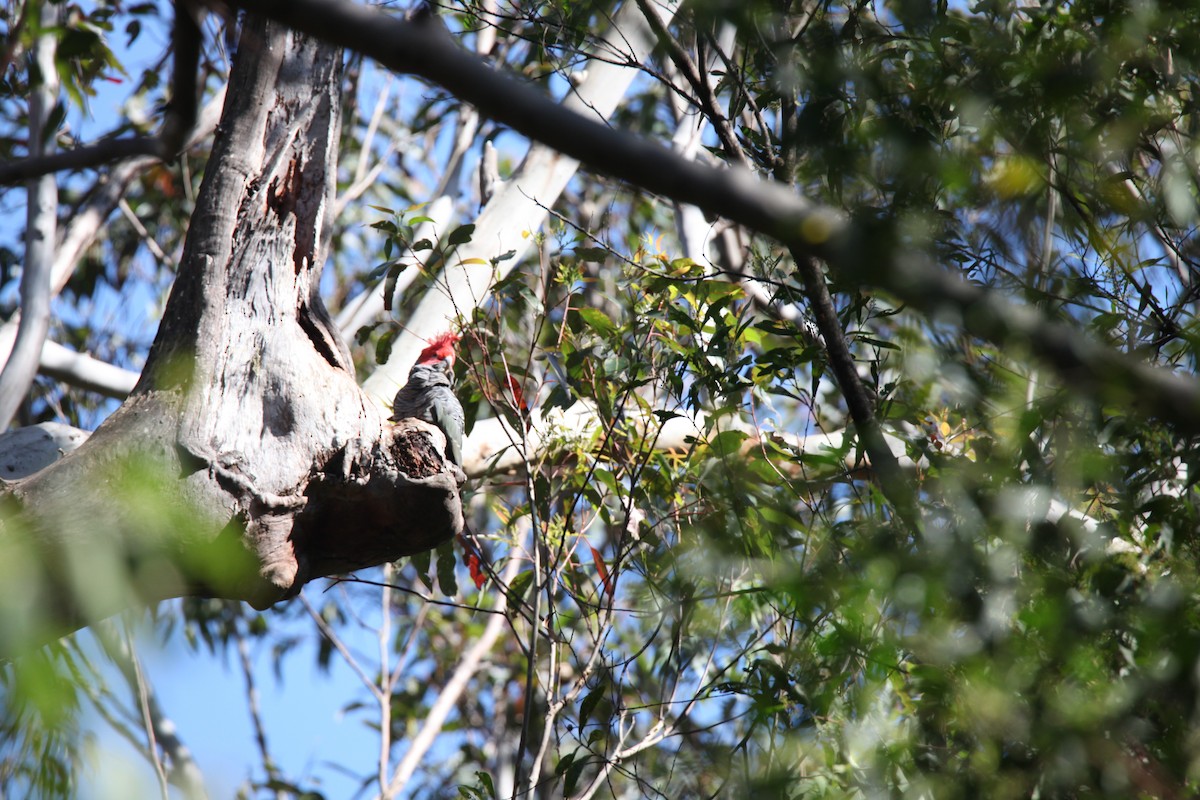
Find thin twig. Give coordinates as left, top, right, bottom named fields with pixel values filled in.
left=235, top=620, right=284, bottom=799
left=90, top=621, right=209, bottom=799
left=119, top=198, right=178, bottom=270
left=381, top=551, right=523, bottom=799
left=126, top=627, right=171, bottom=800
left=300, top=592, right=384, bottom=702
left=377, top=562, right=394, bottom=798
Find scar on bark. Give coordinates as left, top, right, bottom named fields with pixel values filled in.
left=243, top=424, right=465, bottom=609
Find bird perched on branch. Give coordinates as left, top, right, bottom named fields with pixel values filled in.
left=390, top=331, right=465, bottom=467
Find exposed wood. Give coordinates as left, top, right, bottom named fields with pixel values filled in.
left=0, top=17, right=463, bottom=656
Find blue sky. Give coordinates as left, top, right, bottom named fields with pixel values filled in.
left=78, top=596, right=387, bottom=799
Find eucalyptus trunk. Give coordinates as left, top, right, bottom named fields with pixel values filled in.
left=0, top=17, right=462, bottom=656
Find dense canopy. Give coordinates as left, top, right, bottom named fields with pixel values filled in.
left=1, top=0, right=1199, bottom=797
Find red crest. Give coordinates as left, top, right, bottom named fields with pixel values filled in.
left=416, top=331, right=460, bottom=365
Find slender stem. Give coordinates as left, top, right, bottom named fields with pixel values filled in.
left=513, top=515, right=543, bottom=797
left=378, top=562, right=394, bottom=797
left=301, top=593, right=384, bottom=701
left=790, top=249, right=919, bottom=530
left=236, top=622, right=285, bottom=799
left=381, top=553, right=523, bottom=799
left=126, top=628, right=171, bottom=800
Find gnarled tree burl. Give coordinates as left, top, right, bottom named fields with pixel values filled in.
left=0, top=18, right=463, bottom=651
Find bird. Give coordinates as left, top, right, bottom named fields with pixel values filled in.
left=390, top=331, right=465, bottom=467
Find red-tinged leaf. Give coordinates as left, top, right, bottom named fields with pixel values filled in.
left=589, top=545, right=614, bottom=600
left=468, top=554, right=486, bottom=589
left=506, top=375, right=527, bottom=412
left=501, top=375, right=531, bottom=431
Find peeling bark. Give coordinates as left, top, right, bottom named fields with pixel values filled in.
left=0, top=17, right=462, bottom=655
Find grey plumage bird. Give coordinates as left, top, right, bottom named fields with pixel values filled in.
left=390, top=331, right=465, bottom=466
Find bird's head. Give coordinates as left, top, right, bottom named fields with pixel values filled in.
left=416, top=331, right=460, bottom=367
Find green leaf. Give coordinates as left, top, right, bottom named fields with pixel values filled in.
left=447, top=223, right=476, bottom=246
left=707, top=429, right=748, bottom=457
left=436, top=540, right=458, bottom=596
left=853, top=334, right=900, bottom=351
left=42, top=104, right=66, bottom=145
left=460, top=771, right=496, bottom=800
left=354, top=322, right=382, bottom=346
left=475, top=771, right=496, bottom=799
left=383, top=262, right=408, bottom=312
left=410, top=549, right=432, bottom=592
left=506, top=570, right=534, bottom=615
left=579, top=679, right=607, bottom=728
left=375, top=328, right=397, bottom=365
left=564, top=755, right=588, bottom=796
left=368, top=260, right=397, bottom=281
left=576, top=307, right=616, bottom=338
left=490, top=249, right=517, bottom=266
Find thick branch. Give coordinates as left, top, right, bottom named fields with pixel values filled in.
left=161, top=1, right=202, bottom=156
left=0, top=137, right=165, bottom=185
left=39, top=341, right=139, bottom=398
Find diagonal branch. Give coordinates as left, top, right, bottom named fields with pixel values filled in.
left=790, top=249, right=919, bottom=529
left=0, top=136, right=167, bottom=185
left=635, top=0, right=746, bottom=169
left=379, top=552, right=523, bottom=799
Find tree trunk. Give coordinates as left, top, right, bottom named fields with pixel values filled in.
left=0, top=17, right=463, bottom=656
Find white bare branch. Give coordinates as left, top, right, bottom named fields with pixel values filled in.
left=0, top=5, right=60, bottom=428
left=379, top=551, right=523, bottom=799
left=359, top=0, right=683, bottom=409
left=38, top=340, right=140, bottom=398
